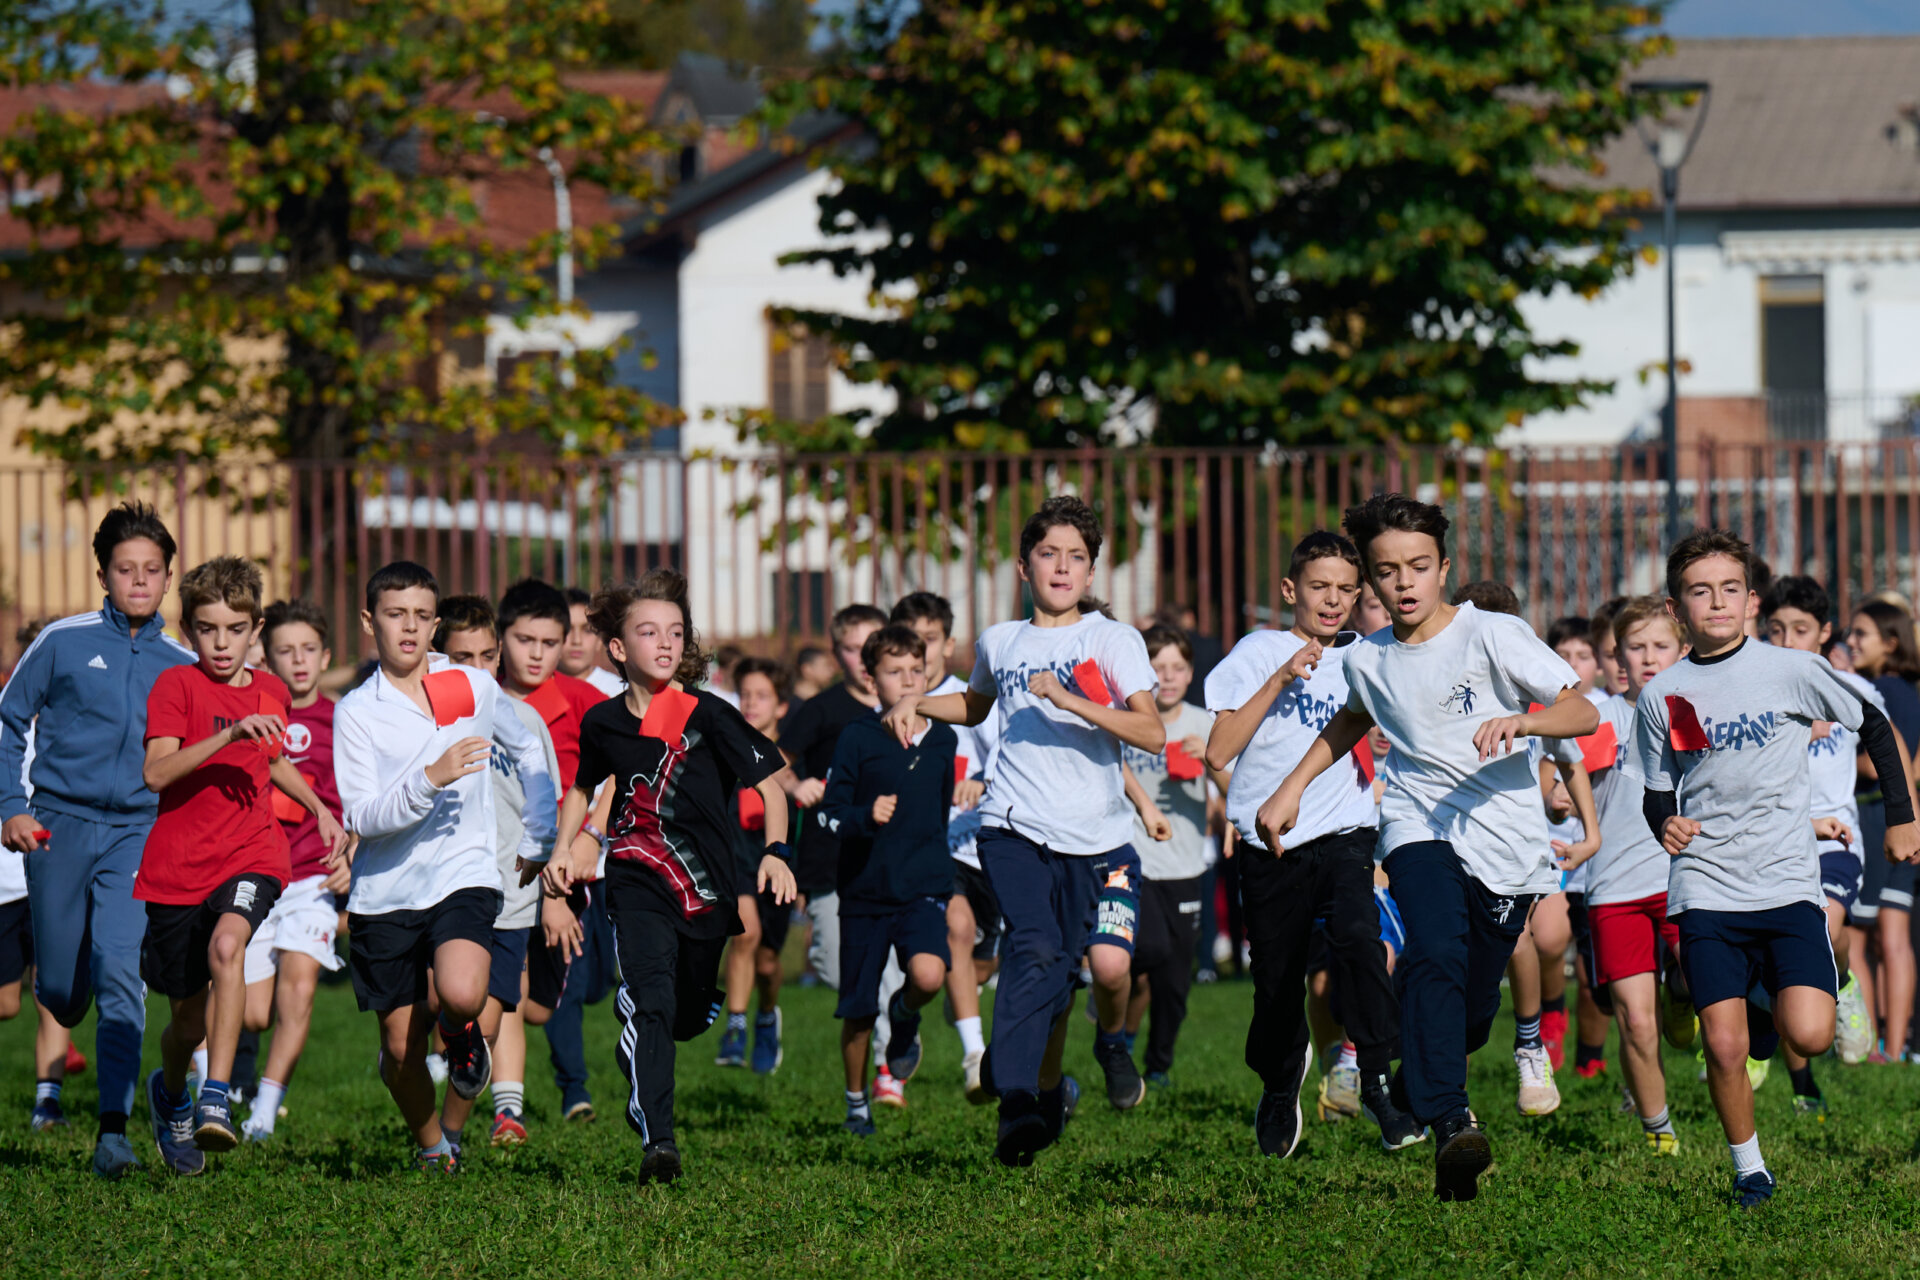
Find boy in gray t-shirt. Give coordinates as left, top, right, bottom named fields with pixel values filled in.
left=1635, top=531, right=1917, bottom=1210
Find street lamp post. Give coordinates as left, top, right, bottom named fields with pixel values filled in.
left=1630, top=79, right=1711, bottom=546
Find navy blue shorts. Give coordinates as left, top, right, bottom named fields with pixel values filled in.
left=1674, top=902, right=1837, bottom=1010
left=1091, top=843, right=1142, bottom=956
left=488, top=926, right=532, bottom=1010
left=0, top=897, right=31, bottom=988
left=1819, top=852, right=1863, bottom=912
left=834, top=898, right=951, bottom=1020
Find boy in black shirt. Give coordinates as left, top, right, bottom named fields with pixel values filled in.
left=821, top=626, right=956, bottom=1135
left=542, top=570, right=796, bottom=1185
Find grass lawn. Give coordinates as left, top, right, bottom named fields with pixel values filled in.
left=4, top=975, right=1920, bottom=1279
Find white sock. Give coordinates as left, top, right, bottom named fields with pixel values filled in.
left=1336, top=1041, right=1358, bottom=1071
left=492, top=1080, right=525, bottom=1118
left=1729, top=1133, right=1766, bottom=1177
left=249, top=1078, right=286, bottom=1132
left=846, top=1089, right=870, bottom=1121
left=190, top=1047, right=208, bottom=1082
left=34, top=1080, right=60, bottom=1105
left=957, top=1016, right=985, bottom=1056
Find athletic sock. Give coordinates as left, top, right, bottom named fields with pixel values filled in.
left=957, top=1015, right=985, bottom=1056
left=493, top=1081, right=525, bottom=1118
left=1576, top=1040, right=1606, bottom=1070
left=99, top=1111, right=128, bottom=1137
left=1788, top=1064, right=1820, bottom=1099
left=1515, top=1013, right=1543, bottom=1050
left=201, top=1079, right=230, bottom=1111
left=418, top=1135, right=453, bottom=1159
left=442, top=1126, right=463, bottom=1147
left=1730, top=1133, right=1766, bottom=1178
left=1096, top=1028, right=1128, bottom=1055
left=726, top=1011, right=748, bottom=1034
left=1336, top=1041, right=1358, bottom=1072
left=34, top=1079, right=61, bottom=1105
left=845, top=1090, right=871, bottom=1122
left=1640, top=1106, right=1675, bottom=1136
left=251, top=1077, right=286, bottom=1123
left=1541, top=994, right=1567, bottom=1016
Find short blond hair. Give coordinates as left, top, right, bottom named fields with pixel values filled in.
left=1612, top=594, right=1683, bottom=650
left=178, top=555, right=264, bottom=623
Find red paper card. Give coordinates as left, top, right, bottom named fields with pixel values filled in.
left=1070, top=660, right=1112, bottom=707
left=738, top=786, right=766, bottom=832
left=1578, top=721, right=1619, bottom=773
left=954, top=756, right=970, bottom=785
left=640, top=687, right=698, bottom=744
left=271, top=772, right=314, bottom=825
left=1352, top=735, right=1377, bottom=783
left=1166, top=741, right=1204, bottom=781
left=523, top=678, right=571, bottom=727
left=423, top=669, right=475, bottom=727
left=254, top=691, right=286, bottom=760
left=1666, top=695, right=1711, bottom=753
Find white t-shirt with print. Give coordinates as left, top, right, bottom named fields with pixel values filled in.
left=1811, top=669, right=1885, bottom=864
left=935, top=673, right=1001, bottom=871
left=1585, top=694, right=1668, bottom=906
left=1122, top=701, right=1215, bottom=880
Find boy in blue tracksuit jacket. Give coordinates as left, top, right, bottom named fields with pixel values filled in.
left=821, top=626, right=956, bottom=1135
left=0, top=503, right=195, bottom=1179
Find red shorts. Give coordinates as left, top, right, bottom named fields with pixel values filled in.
left=1589, top=894, right=1681, bottom=986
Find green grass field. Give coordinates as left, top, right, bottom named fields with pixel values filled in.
left=5, top=976, right=1920, bottom=1279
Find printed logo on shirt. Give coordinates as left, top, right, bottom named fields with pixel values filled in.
left=1287, top=686, right=1346, bottom=732
left=283, top=723, right=313, bottom=756
left=1681, top=708, right=1779, bottom=752
left=991, top=659, right=1103, bottom=706
left=1490, top=895, right=1516, bottom=924
left=1439, top=681, right=1478, bottom=715
left=1809, top=722, right=1851, bottom=758
left=88, top=654, right=108, bottom=670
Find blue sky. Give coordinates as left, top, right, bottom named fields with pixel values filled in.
left=1665, top=0, right=1920, bottom=37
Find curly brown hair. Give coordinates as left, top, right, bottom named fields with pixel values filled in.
left=589, top=568, right=709, bottom=688
left=179, top=555, right=264, bottom=623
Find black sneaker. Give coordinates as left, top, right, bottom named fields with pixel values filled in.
left=442, top=1021, right=492, bottom=1101
left=1734, top=1169, right=1775, bottom=1209
left=1433, top=1113, right=1492, bottom=1202
left=1038, top=1076, right=1080, bottom=1147
left=193, top=1094, right=241, bottom=1152
left=842, top=1114, right=876, bottom=1138
left=638, top=1139, right=682, bottom=1185
left=1362, top=1076, right=1428, bottom=1152
left=994, top=1089, right=1051, bottom=1168
left=1094, top=1036, right=1147, bottom=1111
left=884, top=991, right=924, bottom=1083
left=1255, top=1049, right=1310, bottom=1158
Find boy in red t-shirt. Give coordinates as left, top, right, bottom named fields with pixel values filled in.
left=136, top=558, right=346, bottom=1172
left=237, top=598, right=350, bottom=1141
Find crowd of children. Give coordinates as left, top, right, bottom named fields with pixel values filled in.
left=3, top=491, right=1917, bottom=1208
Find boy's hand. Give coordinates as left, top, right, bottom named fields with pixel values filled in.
left=541, top=856, right=575, bottom=897
left=316, top=809, right=349, bottom=859
left=953, top=777, right=985, bottom=810
left=881, top=696, right=924, bottom=748
left=758, top=853, right=798, bottom=904
left=790, top=777, right=827, bottom=808
left=1255, top=784, right=1302, bottom=854
left=542, top=893, right=584, bottom=956
left=0, top=815, right=46, bottom=853
left=1553, top=835, right=1600, bottom=871
left=569, top=836, right=602, bottom=885
left=516, top=856, right=544, bottom=888
left=425, top=736, right=492, bottom=788
left=1813, top=816, right=1853, bottom=847
left=1472, top=714, right=1531, bottom=762
left=1180, top=733, right=1207, bottom=760
left=1279, top=640, right=1323, bottom=685
left=1887, top=821, right=1920, bottom=864
left=226, top=712, right=286, bottom=744
left=1141, top=804, right=1172, bottom=842
left=1661, top=815, right=1701, bottom=856
left=872, top=794, right=898, bottom=825
left=1028, top=669, right=1070, bottom=707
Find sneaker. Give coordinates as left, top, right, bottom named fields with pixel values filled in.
left=1696, top=1049, right=1709, bottom=1082
left=1747, top=1056, right=1771, bottom=1092
left=241, top=1108, right=274, bottom=1143
left=1575, top=1056, right=1607, bottom=1080
left=1866, top=1048, right=1897, bottom=1065
left=1835, top=975, right=1872, bottom=1064
left=1317, top=1062, right=1361, bottom=1122
left=883, top=993, right=923, bottom=1083
left=638, top=1139, right=682, bottom=1184
left=1618, top=1083, right=1638, bottom=1114
left=1144, top=1070, right=1171, bottom=1091
left=1255, top=1049, right=1310, bottom=1158
left=492, top=1110, right=528, bottom=1146
left=1791, top=1093, right=1829, bottom=1122
left=965, top=1048, right=995, bottom=1106
left=1515, top=1045, right=1562, bottom=1116
left=1644, top=1130, right=1681, bottom=1157
left=1361, top=1082, right=1426, bottom=1152
left=425, top=1052, right=449, bottom=1086
left=994, top=1090, right=1050, bottom=1168
left=1662, top=987, right=1698, bottom=1051
left=1059, top=1075, right=1081, bottom=1123
left=1733, top=1169, right=1776, bottom=1210
left=752, top=1009, right=784, bottom=1075
left=146, top=1069, right=204, bottom=1176
left=29, top=1098, right=67, bottom=1131
left=1432, top=1113, right=1492, bottom=1202
left=1540, top=1009, right=1568, bottom=1071
left=842, top=1114, right=876, bottom=1138
left=715, top=1024, right=747, bottom=1068
left=1094, top=1037, right=1147, bottom=1111
left=193, top=1095, right=241, bottom=1152
left=415, top=1142, right=460, bottom=1173
left=872, top=1069, right=906, bottom=1109
left=442, top=1022, right=492, bottom=1101
left=564, top=1099, right=597, bottom=1123
left=63, top=1042, right=87, bottom=1075
left=91, top=1132, right=140, bottom=1180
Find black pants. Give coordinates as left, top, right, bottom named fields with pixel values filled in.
left=1383, top=840, right=1538, bottom=1127
left=1241, top=828, right=1399, bottom=1091
left=606, top=885, right=728, bottom=1147
left=1131, top=876, right=1203, bottom=1074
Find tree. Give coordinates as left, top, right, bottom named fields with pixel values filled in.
left=604, top=0, right=818, bottom=70
left=0, top=0, right=677, bottom=464
left=771, top=0, right=1673, bottom=452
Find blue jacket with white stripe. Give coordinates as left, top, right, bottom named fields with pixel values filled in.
left=0, top=599, right=197, bottom=826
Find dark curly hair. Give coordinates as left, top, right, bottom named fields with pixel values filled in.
left=589, top=568, right=708, bottom=688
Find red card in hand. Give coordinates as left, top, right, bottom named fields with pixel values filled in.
left=954, top=756, right=970, bottom=785
left=1070, top=660, right=1112, bottom=707
left=254, top=691, right=286, bottom=759
left=738, top=786, right=766, bottom=832
left=1166, top=742, right=1204, bottom=781
left=423, top=669, right=476, bottom=727
left=523, top=678, right=570, bottom=727
left=639, top=687, right=698, bottom=744
left=271, top=776, right=310, bottom=825
left=1666, top=695, right=1711, bottom=753
left=1352, top=735, right=1377, bottom=783
left=1578, top=721, right=1619, bottom=773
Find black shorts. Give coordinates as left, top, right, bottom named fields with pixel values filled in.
left=0, top=897, right=32, bottom=987
left=1675, top=902, right=1838, bottom=1010
left=142, top=874, right=282, bottom=1001
left=951, top=860, right=1004, bottom=962
left=752, top=887, right=792, bottom=956
left=347, top=886, right=500, bottom=1014
left=834, top=898, right=950, bottom=1021
left=488, top=926, right=532, bottom=1010
left=526, top=884, right=590, bottom=1010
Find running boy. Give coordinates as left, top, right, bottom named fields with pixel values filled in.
left=1258, top=494, right=1599, bottom=1201
left=716, top=656, right=794, bottom=1074
left=822, top=625, right=956, bottom=1134
left=882, top=495, right=1164, bottom=1167
left=137, top=557, right=345, bottom=1171
left=335, top=562, right=558, bottom=1171
left=1637, top=531, right=1918, bottom=1208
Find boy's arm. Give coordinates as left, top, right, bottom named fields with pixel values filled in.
left=1473, top=686, right=1599, bottom=762
left=1857, top=701, right=1920, bottom=860
left=752, top=778, right=797, bottom=904
left=881, top=689, right=992, bottom=747
left=336, top=712, right=487, bottom=839
left=491, top=683, right=557, bottom=859
left=0, top=634, right=53, bottom=837
left=1205, top=644, right=1319, bottom=771
left=1028, top=678, right=1166, bottom=753
left=142, top=707, right=284, bottom=794
left=535, top=785, right=595, bottom=891
left=1552, top=759, right=1601, bottom=869
left=268, top=755, right=349, bottom=858
left=1123, top=762, right=1172, bottom=841
left=1255, top=705, right=1374, bottom=853
left=818, top=733, right=876, bottom=838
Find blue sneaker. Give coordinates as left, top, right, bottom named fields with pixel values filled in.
left=91, top=1132, right=140, bottom=1180
left=715, top=1023, right=747, bottom=1068
left=1735, top=1170, right=1776, bottom=1209
left=842, top=1113, right=876, bottom=1138
left=1061, top=1076, right=1081, bottom=1122
left=1145, top=1070, right=1171, bottom=1091
left=884, top=993, right=923, bottom=1083
left=751, top=1009, right=783, bottom=1074
left=29, top=1097, right=68, bottom=1131
left=194, top=1094, right=240, bottom=1152
left=146, top=1069, right=205, bottom=1176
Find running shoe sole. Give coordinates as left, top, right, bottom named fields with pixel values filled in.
left=1434, top=1127, right=1492, bottom=1202
left=994, top=1112, right=1051, bottom=1168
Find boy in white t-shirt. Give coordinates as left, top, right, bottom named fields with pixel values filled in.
left=1205, top=531, right=1422, bottom=1159
left=881, top=496, right=1163, bottom=1166
left=1259, top=495, right=1598, bottom=1201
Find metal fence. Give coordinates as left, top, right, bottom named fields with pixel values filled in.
left=7, top=441, right=1920, bottom=663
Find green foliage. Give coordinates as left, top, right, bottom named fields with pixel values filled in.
left=604, top=0, right=819, bottom=70
left=0, top=0, right=679, bottom=463
left=768, top=0, right=1673, bottom=452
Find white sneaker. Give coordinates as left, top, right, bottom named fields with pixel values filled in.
left=963, top=1049, right=991, bottom=1105
left=1836, top=975, right=1873, bottom=1064
left=426, top=1052, right=449, bottom=1086
left=1515, top=1045, right=1561, bottom=1116
left=1317, top=1063, right=1361, bottom=1122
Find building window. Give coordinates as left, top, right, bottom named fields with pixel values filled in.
left=1761, top=274, right=1826, bottom=438
left=769, top=320, right=831, bottom=422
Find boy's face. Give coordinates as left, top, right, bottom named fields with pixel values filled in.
left=835, top=622, right=881, bottom=694
left=1017, top=522, right=1094, bottom=615
left=502, top=615, right=566, bottom=690
left=907, top=617, right=955, bottom=686
left=264, top=621, right=330, bottom=697
left=188, top=600, right=261, bottom=683
left=1554, top=637, right=1598, bottom=689
left=737, top=671, right=786, bottom=735
left=1150, top=643, right=1193, bottom=707
left=1765, top=605, right=1831, bottom=655
left=1594, top=629, right=1626, bottom=695
left=1364, top=531, right=1449, bottom=631
left=562, top=602, right=602, bottom=677
left=868, top=649, right=926, bottom=708
left=1283, top=555, right=1362, bottom=640
left=1352, top=583, right=1392, bottom=636
left=98, top=536, right=172, bottom=623
left=442, top=626, right=500, bottom=672
left=800, top=653, right=836, bottom=688
left=1672, top=554, right=1755, bottom=649
left=608, top=599, right=685, bottom=688
left=362, top=585, right=438, bottom=676
left=1621, top=617, right=1685, bottom=695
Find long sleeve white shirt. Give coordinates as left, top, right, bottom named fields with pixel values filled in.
left=335, top=656, right=557, bottom=916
